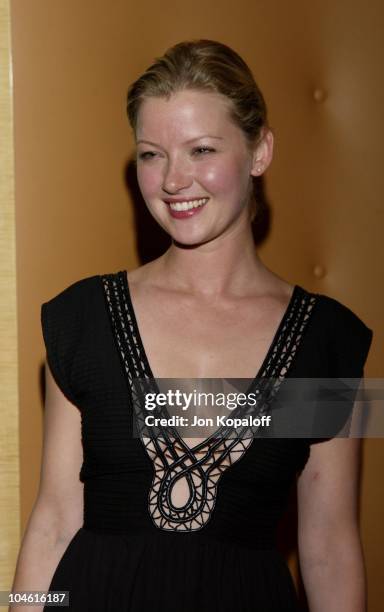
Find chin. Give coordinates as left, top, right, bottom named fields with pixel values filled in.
left=151, top=215, right=210, bottom=246
left=171, top=232, right=212, bottom=248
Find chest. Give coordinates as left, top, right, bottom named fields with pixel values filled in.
left=128, top=287, right=291, bottom=379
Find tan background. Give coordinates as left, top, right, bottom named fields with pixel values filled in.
left=0, top=0, right=19, bottom=591
left=5, top=0, right=384, bottom=608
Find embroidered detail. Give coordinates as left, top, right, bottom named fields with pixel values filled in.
left=101, top=271, right=317, bottom=532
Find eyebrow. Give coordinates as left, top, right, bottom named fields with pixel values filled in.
left=136, top=135, right=224, bottom=146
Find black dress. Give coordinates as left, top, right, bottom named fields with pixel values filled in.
left=41, top=271, right=373, bottom=612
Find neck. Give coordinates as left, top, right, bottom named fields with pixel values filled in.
left=156, top=222, right=268, bottom=298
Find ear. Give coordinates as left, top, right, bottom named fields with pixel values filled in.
left=250, top=128, right=274, bottom=177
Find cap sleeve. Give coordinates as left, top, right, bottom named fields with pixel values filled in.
left=327, top=297, right=373, bottom=378
left=41, top=279, right=87, bottom=406
left=309, top=296, right=373, bottom=442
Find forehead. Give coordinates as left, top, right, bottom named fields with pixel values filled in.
left=135, top=89, right=239, bottom=142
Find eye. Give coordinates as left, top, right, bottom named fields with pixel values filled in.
left=138, top=151, right=157, bottom=160
left=192, top=146, right=216, bottom=155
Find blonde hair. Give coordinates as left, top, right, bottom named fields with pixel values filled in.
left=127, top=39, right=269, bottom=221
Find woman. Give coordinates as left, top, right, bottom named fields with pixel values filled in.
left=11, top=40, right=373, bottom=611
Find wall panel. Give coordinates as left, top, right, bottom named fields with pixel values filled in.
left=0, top=0, right=19, bottom=590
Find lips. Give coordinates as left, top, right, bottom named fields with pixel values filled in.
left=163, top=197, right=209, bottom=212
left=163, top=197, right=209, bottom=219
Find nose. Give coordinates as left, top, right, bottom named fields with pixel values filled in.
left=162, top=158, right=192, bottom=194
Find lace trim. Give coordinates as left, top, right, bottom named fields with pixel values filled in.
left=101, top=271, right=318, bottom=532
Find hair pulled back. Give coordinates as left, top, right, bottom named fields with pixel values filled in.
left=127, top=39, right=268, bottom=147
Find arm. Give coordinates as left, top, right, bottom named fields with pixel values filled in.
left=9, top=363, right=84, bottom=612
left=297, top=435, right=366, bottom=612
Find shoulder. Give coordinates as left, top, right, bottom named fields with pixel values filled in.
left=40, top=271, right=124, bottom=404
left=307, top=288, right=373, bottom=376
left=40, top=272, right=107, bottom=354
left=41, top=270, right=124, bottom=344
left=41, top=270, right=130, bottom=315
left=41, top=273, right=102, bottom=311
left=314, top=290, right=372, bottom=340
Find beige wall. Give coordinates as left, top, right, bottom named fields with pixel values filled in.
left=8, top=0, right=384, bottom=608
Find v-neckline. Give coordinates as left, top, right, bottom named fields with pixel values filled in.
left=100, top=270, right=316, bottom=532
left=122, top=269, right=302, bottom=399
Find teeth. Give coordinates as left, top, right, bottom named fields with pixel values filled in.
left=169, top=198, right=208, bottom=211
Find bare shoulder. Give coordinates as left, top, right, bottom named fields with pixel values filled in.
left=126, top=259, right=164, bottom=289
left=263, top=276, right=296, bottom=301
left=246, top=272, right=297, bottom=308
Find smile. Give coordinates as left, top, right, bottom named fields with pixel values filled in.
left=165, top=198, right=209, bottom=211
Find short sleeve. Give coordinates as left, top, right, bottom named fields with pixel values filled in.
left=41, top=279, right=87, bottom=406
left=309, top=295, right=373, bottom=442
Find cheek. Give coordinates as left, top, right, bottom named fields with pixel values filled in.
left=201, top=158, right=249, bottom=196
left=137, top=165, right=161, bottom=198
